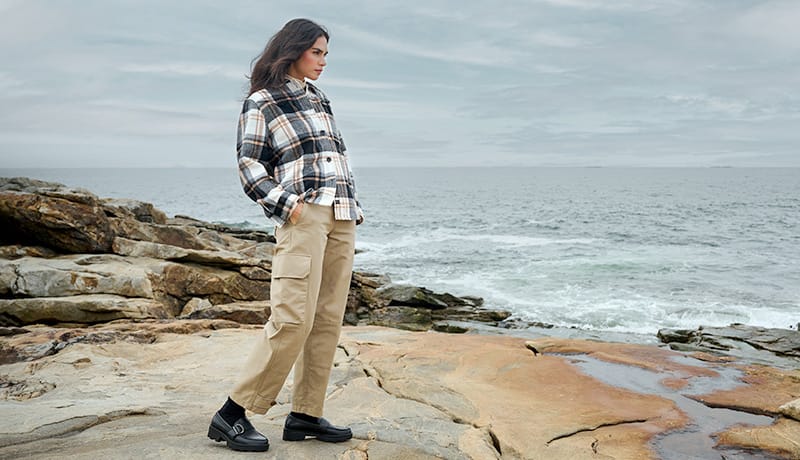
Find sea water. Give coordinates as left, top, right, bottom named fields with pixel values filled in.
left=3, top=167, right=798, bottom=336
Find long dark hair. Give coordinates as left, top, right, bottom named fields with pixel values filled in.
left=248, top=19, right=329, bottom=95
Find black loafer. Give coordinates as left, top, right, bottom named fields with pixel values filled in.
left=208, top=412, right=269, bottom=452
left=283, top=413, right=352, bottom=442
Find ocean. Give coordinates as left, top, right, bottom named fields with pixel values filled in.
left=3, top=167, right=798, bottom=338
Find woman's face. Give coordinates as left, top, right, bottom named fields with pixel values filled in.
left=289, top=36, right=328, bottom=81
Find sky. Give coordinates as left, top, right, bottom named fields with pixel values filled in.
left=1, top=0, right=798, bottom=168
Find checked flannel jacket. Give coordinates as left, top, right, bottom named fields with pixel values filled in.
left=237, top=78, right=363, bottom=227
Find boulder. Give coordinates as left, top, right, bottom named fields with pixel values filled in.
left=112, top=237, right=267, bottom=269
left=170, top=215, right=275, bottom=244
left=377, top=284, right=480, bottom=310
left=0, top=245, right=58, bottom=260
left=0, top=255, right=158, bottom=299
left=108, top=218, right=213, bottom=251
left=101, top=198, right=167, bottom=224
left=0, top=191, right=113, bottom=253
left=368, top=306, right=432, bottom=331
left=239, top=266, right=270, bottom=281
left=658, top=324, right=800, bottom=360
left=779, top=398, right=800, bottom=422
left=159, top=263, right=270, bottom=305
left=0, top=295, right=170, bottom=326
left=179, top=298, right=269, bottom=324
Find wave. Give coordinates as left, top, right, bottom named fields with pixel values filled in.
left=357, top=228, right=597, bottom=251
left=361, top=270, right=799, bottom=335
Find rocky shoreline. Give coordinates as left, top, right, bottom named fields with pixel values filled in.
left=0, top=177, right=512, bottom=334
left=1, top=176, right=799, bottom=459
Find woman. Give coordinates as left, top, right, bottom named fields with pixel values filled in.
left=207, top=18, right=363, bottom=452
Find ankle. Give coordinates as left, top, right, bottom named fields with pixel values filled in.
left=219, top=397, right=245, bottom=425
left=290, top=411, right=319, bottom=423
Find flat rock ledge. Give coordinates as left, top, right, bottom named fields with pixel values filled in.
left=1, top=323, right=799, bottom=459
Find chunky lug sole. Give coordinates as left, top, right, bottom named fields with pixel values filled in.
left=283, top=428, right=352, bottom=443
left=208, top=424, right=269, bottom=452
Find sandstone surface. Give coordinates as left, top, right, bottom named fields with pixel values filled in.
left=1, top=323, right=798, bottom=459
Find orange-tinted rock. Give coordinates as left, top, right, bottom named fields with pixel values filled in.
left=526, top=337, right=719, bottom=378
left=351, top=330, right=689, bottom=459
left=690, top=365, right=800, bottom=416
left=715, top=418, right=800, bottom=459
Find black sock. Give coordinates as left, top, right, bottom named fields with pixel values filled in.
left=290, top=411, right=319, bottom=423
left=219, top=397, right=245, bottom=425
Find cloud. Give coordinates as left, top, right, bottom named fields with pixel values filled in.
left=330, top=22, right=520, bottom=67
left=735, top=0, right=800, bottom=49
left=533, top=0, right=685, bottom=12
left=323, top=77, right=405, bottom=90
left=120, top=62, right=242, bottom=79
left=0, top=72, right=46, bottom=98
left=662, top=94, right=751, bottom=118
left=0, top=1, right=798, bottom=168
left=528, top=31, right=589, bottom=48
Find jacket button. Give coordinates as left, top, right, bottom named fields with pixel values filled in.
left=320, top=130, right=326, bottom=134
left=326, top=157, right=332, bottom=162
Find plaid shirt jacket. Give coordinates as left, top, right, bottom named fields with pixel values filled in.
left=237, top=78, right=363, bottom=227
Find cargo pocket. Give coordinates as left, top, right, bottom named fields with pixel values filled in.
left=269, top=253, right=312, bottom=325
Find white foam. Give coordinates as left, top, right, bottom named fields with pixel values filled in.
left=358, top=227, right=596, bottom=251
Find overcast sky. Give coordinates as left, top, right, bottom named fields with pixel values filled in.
left=1, top=0, right=798, bottom=168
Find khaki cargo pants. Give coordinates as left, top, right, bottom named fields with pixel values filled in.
left=230, top=203, right=356, bottom=417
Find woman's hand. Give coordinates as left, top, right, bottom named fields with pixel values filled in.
left=289, top=201, right=304, bottom=224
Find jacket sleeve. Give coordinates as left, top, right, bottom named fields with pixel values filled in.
left=339, top=129, right=365, bottom=224
left=236, top=99, right=300, bottom=226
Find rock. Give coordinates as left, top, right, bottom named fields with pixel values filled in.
left=688, top=365, right=800, bottom=416
left=101, top=198, right=167, bottom=224
left=0, top=255, right=158, bottom=299
left=0, top=245, right=58, bottom=260
left=179, top=299, right=269, bottom=325
left=780, top=398, right=800, bottom=422
left=377, top=284, right=479, bottom=310
left=431, top=322, right=469, bottom=333
left=239, top=266, right=270, bottom=280
left=0, top=295, right=170, bottom=326
left=352, top=328, right=688, bottom=459
left=658, top=323, right=800, bottom=362
left=0, top=177, right=95, bottom=202
left=351, top=271, right=389, bottom=289
left=160, top=263, right=270, bottom=305
left=0, top=327, right=29, bottom=337
left=112, top=237, right=267, bottom=269
left=368, top=306, right=432, bottom=331
left=179, top=297, right=212, bottom=316
left=0, top=376, right=56, bottom=400
left=0, top=191, right=114, bottom=253
left=1, top=324, right=797, bottom=459
left=0, top=320, right=243, bottom=364
left=108, top=218, right=213, bottom=251
left=0, top=177, right=511, bottom=333
left=170, top=215, right=275, bottom=244
left=656, top=328, right=693, bottom=344
left=714, top=418, right=800, bottom=459
left=432, top=307, right=511, bottom=324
